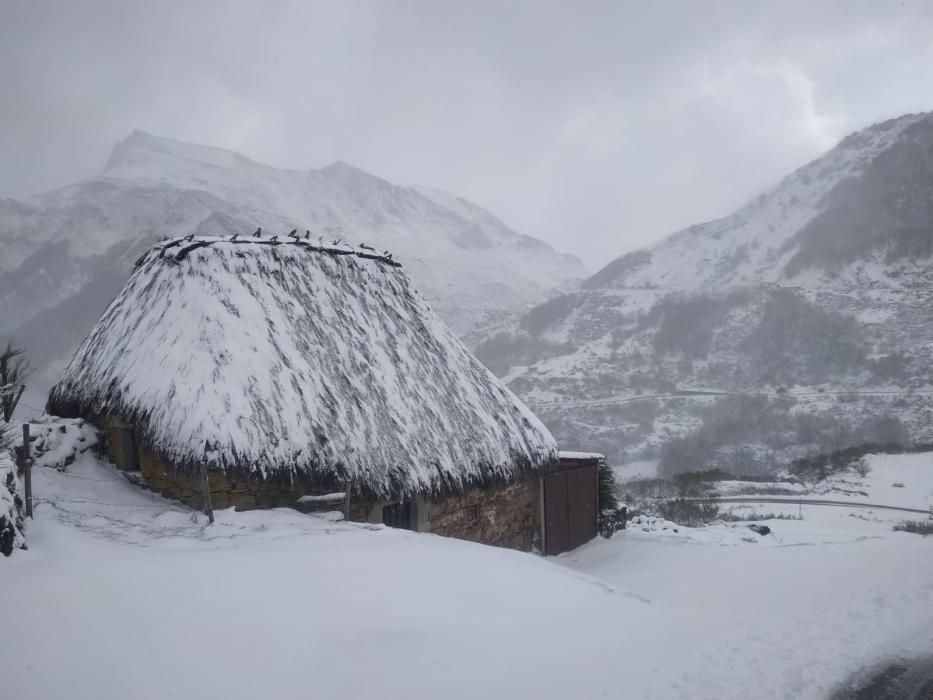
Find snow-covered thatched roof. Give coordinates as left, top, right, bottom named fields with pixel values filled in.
left=48, top=235, right=557, bottom=497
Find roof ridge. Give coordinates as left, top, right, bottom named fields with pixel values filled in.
left=136, top=233, right=402, bottom=268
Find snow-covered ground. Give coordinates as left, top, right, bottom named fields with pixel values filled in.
left=562, top=510, right=933, bottom=698
left=703, top=451, right=933, bottom=513
left=812, top=452, right=933, bottom=510
left=715, top=479, right=809, bottom=496
left=3, top=448, right=933, bottom=700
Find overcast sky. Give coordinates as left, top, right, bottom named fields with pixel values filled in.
left=3, top=1, right=933, bottom=268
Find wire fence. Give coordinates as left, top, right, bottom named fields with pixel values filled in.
left=42, top=469, right=125, bottom=484
left=34, top=497, right=174, bottom=509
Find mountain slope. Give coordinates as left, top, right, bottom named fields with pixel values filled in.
left=0, top=131, right=585, bottom=398
left=479, top=112, right=933, bottom=473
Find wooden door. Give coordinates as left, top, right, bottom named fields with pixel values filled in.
left=543, top=464, right=597, bottom=555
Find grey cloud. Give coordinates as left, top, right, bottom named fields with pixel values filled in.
left=2, top=0, right=933, bottom=267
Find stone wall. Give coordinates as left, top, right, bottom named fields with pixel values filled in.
left=103, top=416, right=138, bottom=471
left=423, top=476, right=540, bottom=551
left=137, top=448, right=302, bottom=510
left=90, top=414, right=345, bottom=511
left=95, top=414, right=539, bottom=550
left=135, top=440, right=542, bottom=552
left=136, top=440, right=540, bottom=550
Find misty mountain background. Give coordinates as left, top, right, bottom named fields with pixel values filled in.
left=4, top=114, right=933, bottom=476
left=478, top=112, right=933, bottom=474
left=0, top=130, right=585, bottom=408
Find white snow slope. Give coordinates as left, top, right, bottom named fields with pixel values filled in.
left=3, top=435, right=933, bottom=700
left=584, top=112, right=933, bottom=293
left=814, top=451, right=933, bottom=510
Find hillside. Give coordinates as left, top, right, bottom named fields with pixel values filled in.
left=478, top=112, right=933, bottom=473
left=0, top=131, right=585, bottom=399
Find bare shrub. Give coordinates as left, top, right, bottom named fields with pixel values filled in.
left=894, top=520, right=933, bottom=535
left=657, top=498, right=720, bottom=527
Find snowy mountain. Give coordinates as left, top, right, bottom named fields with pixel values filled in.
left=0, top=131, right=585, bottom=398
left=478, top=112, right=933, bottom=472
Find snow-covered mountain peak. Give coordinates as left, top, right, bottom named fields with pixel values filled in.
left=319, top=159, right=374, bottom=179
left=587, top=111, right=933, bottom=292
left=105, top=130, right=264, bottom=179
left=832, top=110, right=932, bottom=154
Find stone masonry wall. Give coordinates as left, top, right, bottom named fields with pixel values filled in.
left=103, top=416, right=137, bottom=471
left=137, top=448, right=309, bottom=510
left=96, top=414, right=537, bottom=547
left=136, top=444, right=378, bottom=515
left=425, top=476, right=540, bottom=551
left=91, top=414, right=349, bottom=511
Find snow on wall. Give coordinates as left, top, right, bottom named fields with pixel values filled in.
left=48, top=236, right=558, bottom=497
left=558, top=450, right=605, bottom=460
left=28, top=416, right=100, bottom=470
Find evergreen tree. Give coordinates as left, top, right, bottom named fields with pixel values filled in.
left=598, top=459, right=618, bottom=512
left=598, top=459, right=624, bottom=538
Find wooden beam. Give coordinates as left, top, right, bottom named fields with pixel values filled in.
left=199, top=462, right=214, bottom=525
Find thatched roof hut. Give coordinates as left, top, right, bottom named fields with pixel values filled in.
left=48, top=234, right=557, bottom=499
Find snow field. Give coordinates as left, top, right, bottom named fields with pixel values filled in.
left=815, top=451, right=933, bottom=511
left=2, top=450, right=932, bottom=700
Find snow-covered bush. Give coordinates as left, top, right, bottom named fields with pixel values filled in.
left=629, top=514, right=680, bottom=533
left=0, top=433, right=26, bottom=556
left=599, top=507, right=627, bottom=538
left=853, top=457, right=870, bottom=478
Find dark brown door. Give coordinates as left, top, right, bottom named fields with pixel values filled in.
left=544, top=465, right=597, bottom=555
left=544, top=470, right=570, bottom=555
left=568, top=464, right=597, bottom=548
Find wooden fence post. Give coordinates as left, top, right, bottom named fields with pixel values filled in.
left=22, top=423, right=32, bottom=518
left=199, top=462, right=214, bottom=525
left=343, top=479, right=351, bottom=521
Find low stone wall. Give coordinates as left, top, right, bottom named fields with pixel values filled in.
left=424, top=477, right=540, bottom=551
left=94, top=414, right=540, bottom=549
left=137, top=445, right=540, bottom=551
left=136, top=447, right=383, bottom=514
left=138, top=448, right=299, bottom=510
left=90, top=414, right=340, bottom=510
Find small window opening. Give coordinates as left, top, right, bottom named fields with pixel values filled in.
left=382, top=501, right=413, bottom=530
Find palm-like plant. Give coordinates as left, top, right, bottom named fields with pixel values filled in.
left=0, top=343, right=30, bottom=422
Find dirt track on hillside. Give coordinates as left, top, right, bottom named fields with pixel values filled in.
left=698, top=496, right=932, bottom=516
